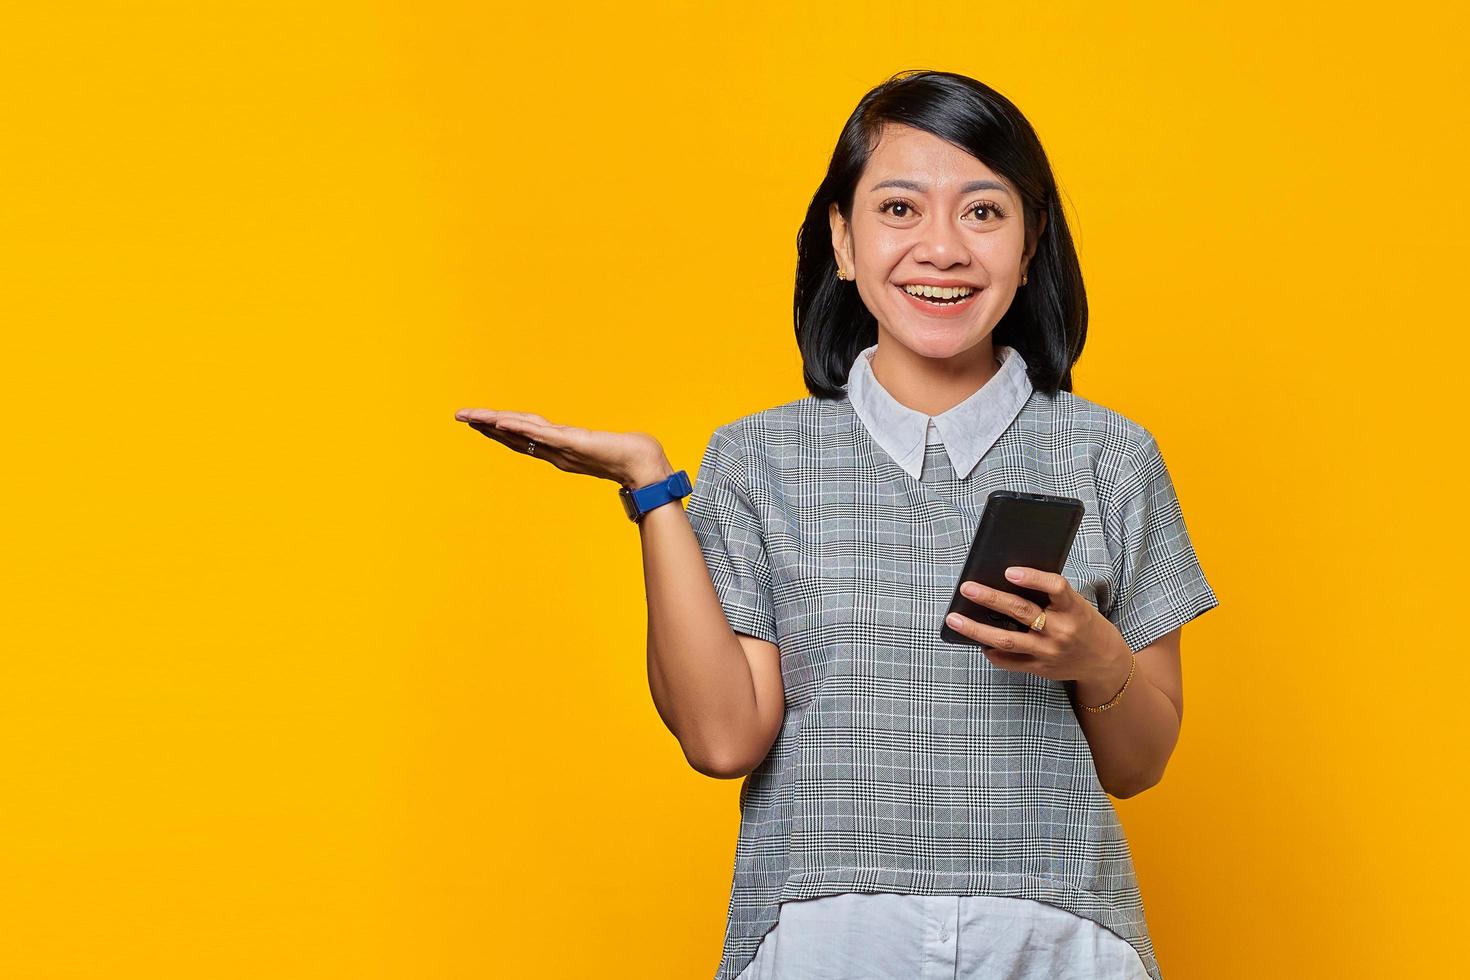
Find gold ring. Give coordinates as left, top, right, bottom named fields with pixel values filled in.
left=1029, top=609, right=1046, bottom=632
left=526, top=439, right=537, bottom=456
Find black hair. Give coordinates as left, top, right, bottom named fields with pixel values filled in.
left=794, top=69, right=1087, bottom=398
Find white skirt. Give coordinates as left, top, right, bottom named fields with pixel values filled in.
left=735, top=892, right=1153, bottom=980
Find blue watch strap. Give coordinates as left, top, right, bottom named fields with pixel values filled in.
left=625, top=470, right=692, bottom=521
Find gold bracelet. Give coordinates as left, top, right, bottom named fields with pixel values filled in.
left=1082, top=652, right=1136, bottom=713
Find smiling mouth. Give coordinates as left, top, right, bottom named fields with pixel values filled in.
left=895, top=283, right=980, bottom=307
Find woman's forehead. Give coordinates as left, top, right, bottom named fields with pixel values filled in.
left=864, top=122, right=1011, bottom=194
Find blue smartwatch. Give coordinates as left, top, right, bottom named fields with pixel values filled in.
left=619, top=470, right=692, bottom=523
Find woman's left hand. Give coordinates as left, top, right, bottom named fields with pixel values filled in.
left=945, top=566, right=1131, bottom=687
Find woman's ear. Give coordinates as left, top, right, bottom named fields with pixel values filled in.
left=1022, top=208, right=1048, bottom=269
left=1023, top=208, right=1046, bottom=258
left=828, top=202, right=854, bottom=277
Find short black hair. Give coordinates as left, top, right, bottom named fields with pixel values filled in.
left=794, top=69, right=1087, bottom=398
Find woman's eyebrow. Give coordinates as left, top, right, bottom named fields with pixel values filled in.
left=869, top=178, right=1011, bottom=196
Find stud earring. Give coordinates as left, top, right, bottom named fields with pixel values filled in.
left=1020, top=271, right=1029, bottom=285
left=836, top=267, right=848, bottom=281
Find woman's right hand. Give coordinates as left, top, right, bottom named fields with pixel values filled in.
left=452, top=408, right=673, bottom=489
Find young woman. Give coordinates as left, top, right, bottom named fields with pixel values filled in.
left=455, top=70, right=1220, bottom=980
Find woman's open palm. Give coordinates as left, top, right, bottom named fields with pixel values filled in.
left=452, top=408, right=663, bottom=486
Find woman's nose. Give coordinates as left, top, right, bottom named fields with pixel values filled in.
left=912, top=219, right=968, bottom=267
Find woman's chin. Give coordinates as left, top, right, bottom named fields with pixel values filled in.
left=891, top=323, right=992, bottom=359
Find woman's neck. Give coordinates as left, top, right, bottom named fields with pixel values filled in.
left=868, top=339, right=1003, bottom=416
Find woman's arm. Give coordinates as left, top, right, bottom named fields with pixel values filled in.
left=1073, top=426, right=1215, bottom=798
left=1068, top=627, right=1185, bottom=798
left=948, top=565, right=1190, bottom=800
left=629, top=451, right=785, bottom=779
left=452, top=409, right=783, bottom=780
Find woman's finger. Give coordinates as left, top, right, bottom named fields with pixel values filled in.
left=492, top=418, right=583, bottom=464
left=960, top=579, right=1044, bottom=629
left=453, top=408, right=553, bottom=426
left=494, top=417, right=586, bottom=454
left=466, top=419, right=545, bottom=451
left=982, top=645, right=1043, bottom=675
left=471, top=421, right=573, bottom=468
left=1003, top=566, right=1072, bottom=604
left=454, top=408, right=504, bottom=424
left=945, top=611, right=1041, bottom=657
left=491, top=410, right=553, bottom=426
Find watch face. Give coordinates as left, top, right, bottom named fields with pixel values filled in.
left=618, top=487, right=640, bottom=521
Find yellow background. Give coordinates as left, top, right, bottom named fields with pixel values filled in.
left=3, top=2, right=1465, bottom=977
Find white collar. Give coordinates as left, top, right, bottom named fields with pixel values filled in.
left=843, top=342, right=1033, bottom=480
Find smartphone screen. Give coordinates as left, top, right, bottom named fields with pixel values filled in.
left=940, top=490, right=1084, bottom=645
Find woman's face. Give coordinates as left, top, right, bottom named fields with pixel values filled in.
left=829, top=122, right=1043, bottom=362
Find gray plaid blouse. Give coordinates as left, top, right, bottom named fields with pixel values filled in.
left=686, top=343, right=1221, bottom=980
left=729, top=343, right=1152, bottom=979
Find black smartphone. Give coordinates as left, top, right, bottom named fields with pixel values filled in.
left=940, top=490, right=1085, bottom=645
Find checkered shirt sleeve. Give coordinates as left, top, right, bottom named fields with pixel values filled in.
left=684, top=426, right=778, bottom=645
left=1103, top=429, right=1221, bottom=653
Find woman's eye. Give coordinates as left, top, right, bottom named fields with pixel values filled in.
left=967, top=201, right=1008, bottom=222
left=878, top=199, right=914, bottom=219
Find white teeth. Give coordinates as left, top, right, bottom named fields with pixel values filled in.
left=900, top=284, right=975, bottom=299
